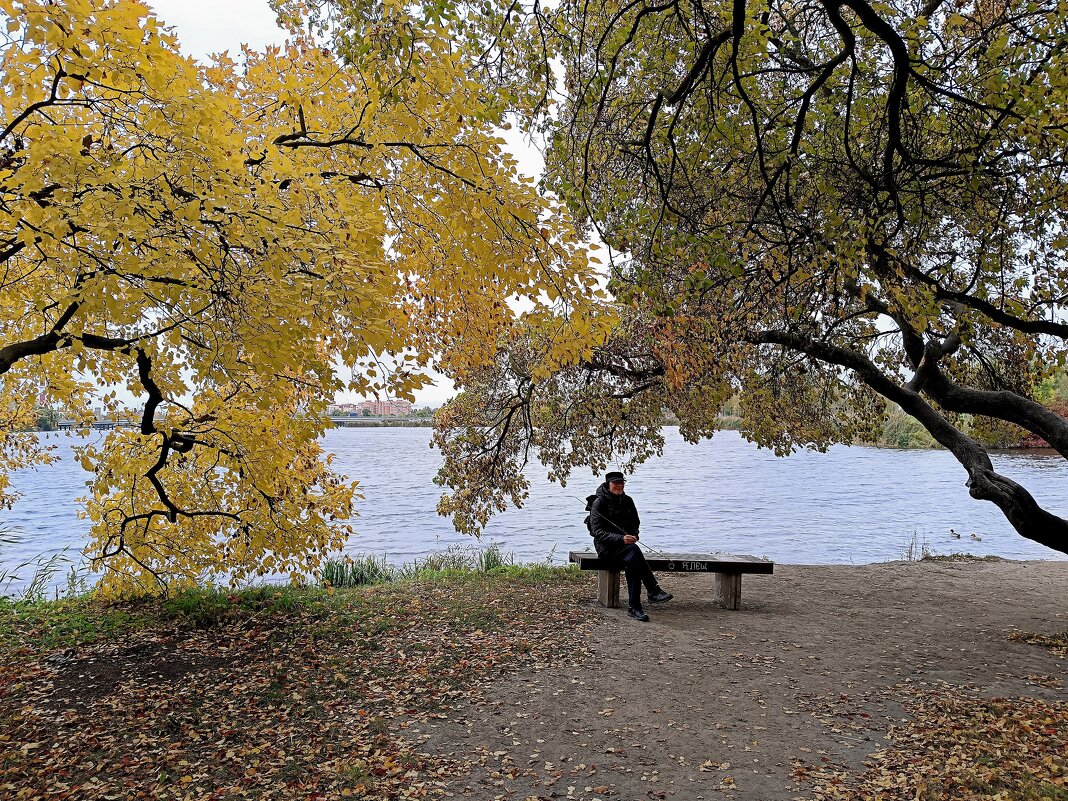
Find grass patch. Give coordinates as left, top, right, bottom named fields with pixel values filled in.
left=897, top=530, right=1004, bottom=563
left=320, top=554, right=396, bottom=587
left=0, top=586, right=316, bottom=654
left=318, top=543, right=548, bottom=588
left=158, top=584, right=314, bottom=629
left=900, top=530, right=933, bottom=561
left=0, top=538, right=94, bottom=603
left=0, top=548, right=580, bottom=655
left=337, top=760, right=372, bottom=784
left=0, top=595, right=158, bottom=653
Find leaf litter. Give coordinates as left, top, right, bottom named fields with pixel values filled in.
left=0, top=572, right=593, bottom=800
left=793, top=682, right=1066, bottom=800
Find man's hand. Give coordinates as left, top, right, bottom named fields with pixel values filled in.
left=623, top=534, right=638, bottom=545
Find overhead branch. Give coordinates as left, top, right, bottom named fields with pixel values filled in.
left=135, top=348, right=162, bottom=436
left=666, top=30, right=733, bottom=105
left=751, top=329, right=1068, bottom=552
left=856, top=270, right=1068, bottom=458
left=0, top=300, right=82, bottom=374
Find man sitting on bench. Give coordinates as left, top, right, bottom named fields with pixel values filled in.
left=589, top=471, right=673, bottom=621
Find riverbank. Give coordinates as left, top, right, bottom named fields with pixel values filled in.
left=1, top=559, right=1064, bottom=800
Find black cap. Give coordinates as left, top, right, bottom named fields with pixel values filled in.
left=605, top=471, right=626, bottom=484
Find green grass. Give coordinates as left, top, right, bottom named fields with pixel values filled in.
left=0, top=595, right=158, bottom=652
left=158, top=584, right=312, bottom=629
left=318, top=543, right=540, bottom=588
left=319, top=554, right=397, bottom=587
left=338, top=761, right=373, bottom=784
left=0, top=534, right=91, bottom=603
left=0, top=548, right=581, bottom=654
left=0, top=583, right=330, bottom=652
left=477, top=542, right=512, bottom=571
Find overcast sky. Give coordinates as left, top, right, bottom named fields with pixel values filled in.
left=146, top=0, right=550, bottom=407
left=149, top=0, right=288, bottom=59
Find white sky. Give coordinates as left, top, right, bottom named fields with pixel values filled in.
left=147, top=0, right=548, bottom=407
left=148, top=0, right=288, bottom=61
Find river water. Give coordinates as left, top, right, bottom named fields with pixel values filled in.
left=1, top=428, right=1065, bottom=593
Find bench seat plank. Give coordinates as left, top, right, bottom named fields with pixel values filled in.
left=568, top=551, right=773, bottom=574
left=568, top=550, right=773, bottom=611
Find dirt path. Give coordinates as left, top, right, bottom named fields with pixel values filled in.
left=415, top=560, right=1067, bottom=801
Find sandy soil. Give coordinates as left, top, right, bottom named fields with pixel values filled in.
left=412, top=559, right=1067, bottom=801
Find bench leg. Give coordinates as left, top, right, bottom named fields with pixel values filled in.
left=714, top=573, right=742, bottom=610
left=597, top=570, right=621, bottom=608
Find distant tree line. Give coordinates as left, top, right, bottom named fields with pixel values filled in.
left=34, top=406, right=58, bottom=432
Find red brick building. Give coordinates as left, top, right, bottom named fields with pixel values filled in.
left=357, top=399, right=413, bottom=417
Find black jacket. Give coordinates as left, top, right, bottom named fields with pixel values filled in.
left=589, top=482, right=640, bottom=556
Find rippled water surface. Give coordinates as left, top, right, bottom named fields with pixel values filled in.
left=2, top=428, right=1065, bottom=591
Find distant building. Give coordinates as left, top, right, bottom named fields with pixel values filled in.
left=327, top=402, right=361, bottom=415
left=357, top=399, right=413, bottom=417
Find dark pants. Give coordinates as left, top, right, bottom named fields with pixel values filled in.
left=610, top=544, right=660, bottom=610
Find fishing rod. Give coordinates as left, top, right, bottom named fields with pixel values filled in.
left=575, top=494, right=669, bottom=556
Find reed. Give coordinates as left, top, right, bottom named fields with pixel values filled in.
left=899, top=530, right=933, bottom=562
left=319, top=554, right=397, bottom=588
left=320, top=543, right=520, bottom=587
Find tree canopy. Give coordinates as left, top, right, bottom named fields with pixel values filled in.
left=4, top=0, right=1066, bottom=588
left=0, top=0, right=606, bottom=594
left=434, top=0, right=1068, bottom=555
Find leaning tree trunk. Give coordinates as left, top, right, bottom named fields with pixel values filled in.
left=753, top=329, right=1068, bottom=556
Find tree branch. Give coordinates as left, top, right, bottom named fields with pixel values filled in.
left=751, top=329, right=1068, bottom=551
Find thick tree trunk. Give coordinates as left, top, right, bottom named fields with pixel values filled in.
left=878, top=373, right=1068, bottom=553
left=879, top=298, right=1068, bottom=460
left=964, top=466, right=1068, bottom=551
left=900, top=392, right=1068, bottom=550
left=924, top=374, right=1068, bottom=460
left=752, top=330, right=1068, bottom=555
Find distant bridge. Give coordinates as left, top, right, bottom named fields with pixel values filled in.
left=328, top=416, right=431, bottom=427
left=56, top=417, right=136, bottom=431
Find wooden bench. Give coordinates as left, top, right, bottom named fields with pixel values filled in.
left=568, top=551, right=774, bottom=611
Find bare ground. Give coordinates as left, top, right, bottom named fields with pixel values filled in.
left=412, top=560, right=1068, bottom=801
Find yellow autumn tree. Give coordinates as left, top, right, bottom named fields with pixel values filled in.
left=0, top=0, right=608, bottom=595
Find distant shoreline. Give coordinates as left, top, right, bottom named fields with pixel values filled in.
left=328, top=418, right=435, bottom=428
left=31, top=417, right=437, bottom=432
left=29, top=420, right=1064, bottom=449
